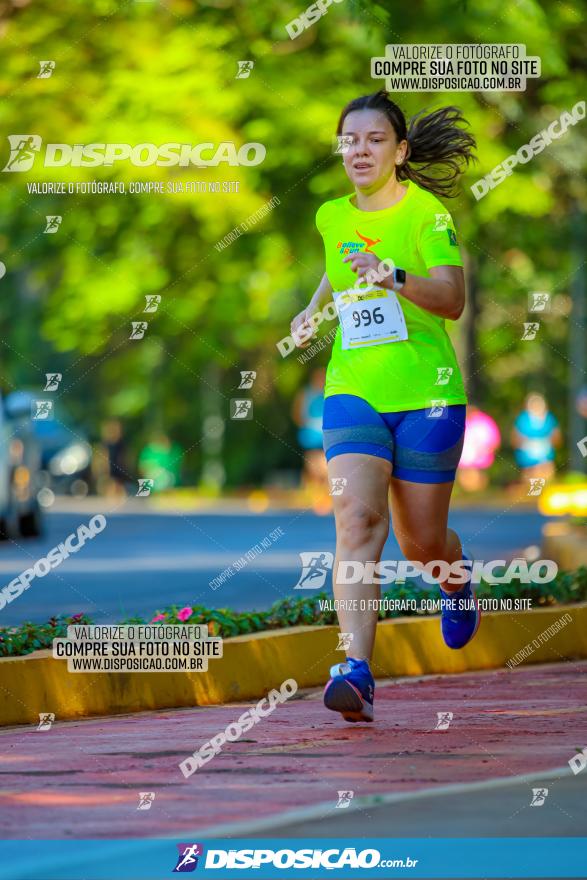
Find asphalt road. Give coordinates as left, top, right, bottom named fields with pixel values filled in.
left=0, top=503, right=549, bottom=625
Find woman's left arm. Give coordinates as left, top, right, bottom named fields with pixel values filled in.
left=382, top=265, right=465, bottom=321
left=551, top=425, right=563, bottom=448
left=343, top=252, right=465, bottom=321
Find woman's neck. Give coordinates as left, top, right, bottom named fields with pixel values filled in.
left=352, top=176, right=408, bottom=212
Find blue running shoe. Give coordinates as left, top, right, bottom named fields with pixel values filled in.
left=323, top=657, right=374, bottom=723
left=440, top=554, right=481, bottom=649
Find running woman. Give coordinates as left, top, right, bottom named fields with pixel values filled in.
left=291, top=91, right=478, bottom=723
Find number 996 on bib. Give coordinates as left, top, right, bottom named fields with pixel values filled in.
left=335, top=285, right=408, bottom=350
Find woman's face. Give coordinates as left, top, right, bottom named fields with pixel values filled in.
left=526, top=393, right=546, bottom=418
left=340, top=108, right=407, bottom=192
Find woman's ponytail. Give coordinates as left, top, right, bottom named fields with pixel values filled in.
left=337, top=90, right=477, bottom=198
left=401, top=105, right=476, bottom=197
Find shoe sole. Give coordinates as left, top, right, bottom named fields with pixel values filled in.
left=323, top=677, right=374, bottom=723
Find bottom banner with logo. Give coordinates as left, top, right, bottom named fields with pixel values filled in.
left=0, top=838, right=586, bottom=879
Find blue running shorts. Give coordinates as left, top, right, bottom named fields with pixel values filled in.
left=323, top=394, right=466, bottom=484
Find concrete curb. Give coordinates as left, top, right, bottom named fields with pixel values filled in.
left=1, top=604, right=586, bottom=727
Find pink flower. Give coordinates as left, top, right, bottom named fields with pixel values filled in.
left=151, top=613, right=166, bottom=623
left=177, top=606, right=193, bottom=622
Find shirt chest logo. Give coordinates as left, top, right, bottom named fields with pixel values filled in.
left=337, top=229, right=382, bottom=255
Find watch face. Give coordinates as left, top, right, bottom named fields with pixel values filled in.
left=396, top=268, right=406, bottom=285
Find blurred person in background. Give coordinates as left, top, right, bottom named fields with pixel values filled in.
left=511, top=392, right=562, bottom=482
left=93, top=419, right=130, bottom=497
left=576, top=385, right=587, bottom=420
left=138, top=431, right=183, bottom=492
left=457, top=405, right=501, bottom=492
left=292, top=367, right=328, bottom=497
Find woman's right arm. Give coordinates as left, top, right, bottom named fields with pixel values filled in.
left=510, top=426, right=523, bottom=449
left=308, top=272, right=334, bottom=313
left=290, top=273, right=333, bottom=348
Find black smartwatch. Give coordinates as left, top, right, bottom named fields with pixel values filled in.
left=392, top=267, right=406, bottom=292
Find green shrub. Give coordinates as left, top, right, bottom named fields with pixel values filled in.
left=2, top=567, right=586, bottom=657
left=0, top=613, right=92, bottom=658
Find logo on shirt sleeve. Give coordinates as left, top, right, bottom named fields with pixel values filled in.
left=434, top=213, right=451, bottom=231
left=447, top=229, right=458, bottom=246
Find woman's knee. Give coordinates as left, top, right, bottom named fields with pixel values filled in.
left=336, top=500, right=389, bottom=553
left=393, top=530, right=446, bottom=564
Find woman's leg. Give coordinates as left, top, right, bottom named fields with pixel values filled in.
left=328, top=452, right=392, bottom=660
left=390, top=475, right=480, bottom=649
left=389, top=477, right=464, bottom=591
left=388, top=404, right=467, bottom=593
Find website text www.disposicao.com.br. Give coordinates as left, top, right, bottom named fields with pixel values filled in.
left=199, top=847, right=418, bottom=870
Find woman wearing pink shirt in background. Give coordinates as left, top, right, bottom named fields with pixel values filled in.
left=457, top=406, right=501, bottom=492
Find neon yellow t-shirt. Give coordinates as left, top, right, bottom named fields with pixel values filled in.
left=315, top=180, right=468, bottom=413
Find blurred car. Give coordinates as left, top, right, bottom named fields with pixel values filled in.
left=4, top=391, right=92, bottom=500
left=0, top=391, right=44, bottom=538
left=34, top=419, right=92, bottom=496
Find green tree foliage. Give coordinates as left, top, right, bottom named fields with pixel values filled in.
left=0, top=0, right=584, bottom=484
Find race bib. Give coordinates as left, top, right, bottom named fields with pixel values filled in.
left=335, top=280, right=408, bottom=350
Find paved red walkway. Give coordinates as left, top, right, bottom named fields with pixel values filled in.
left=0, top=662, right=585, bottom=838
